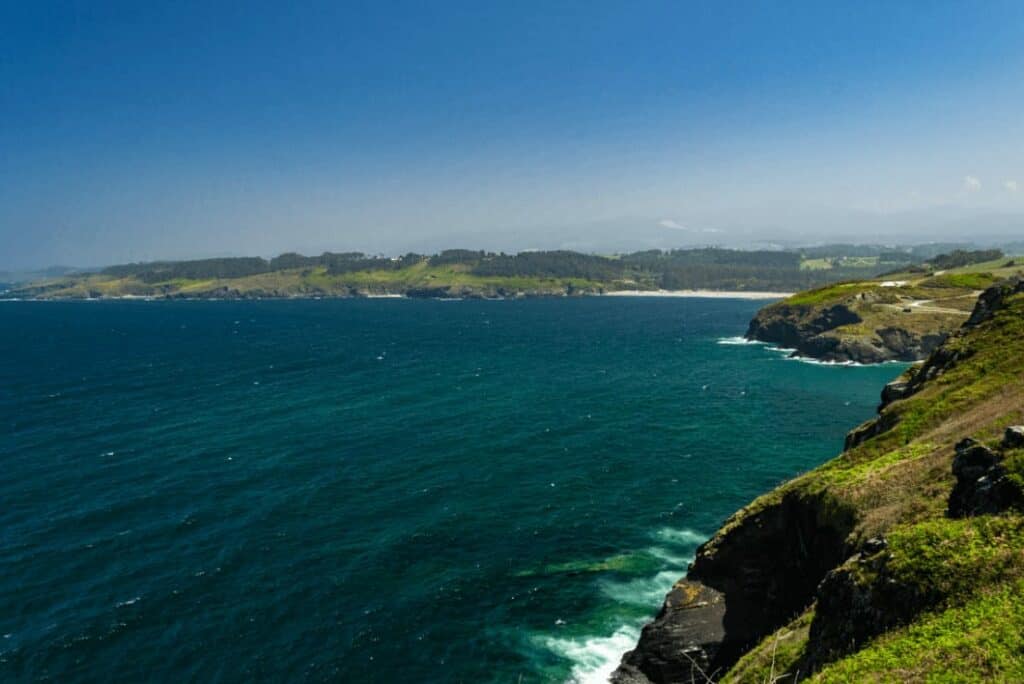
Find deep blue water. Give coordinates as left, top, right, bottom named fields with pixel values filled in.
left=0, top=298, right=903, bottom=682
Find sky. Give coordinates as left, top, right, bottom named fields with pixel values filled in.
left=2, top=1, right=1024, bottom=269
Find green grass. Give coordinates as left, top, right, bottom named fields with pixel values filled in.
left=812, top=579, right=1024, bottom=682
left=781, top=281, right=873, bottom=306
left=724, top=609, right=814, bottom=683
left=883, top=516, right=1024, bottom=600
left=917, top=272, right=1000, bottom=290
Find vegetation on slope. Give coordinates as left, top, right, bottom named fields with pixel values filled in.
left=716, top=279, right=1024, bottom=682
left=9, top=247, right=926, bottom=300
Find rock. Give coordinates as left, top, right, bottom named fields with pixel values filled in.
left=612, top=581, right=725, bottom=684
left=614, top=492, right=855, bottom=683
left=952, top=438, right=999, bottom=480
left=862, top=537, right=887, bottom=555
left=1003, top=426, right=1024, bottom=449
left=806, top=556, right=927, bottom=670
left=965, top=277, right=1024, bottom=327
left=948, top=438, right=1022, bottom=517
left=880, top=380, right=910, bottom=406
left=844, top=412, right=898, bottom=452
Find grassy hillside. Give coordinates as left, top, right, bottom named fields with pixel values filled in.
left=718, top=279, right=1024, bottom=682
left=9, top=263, right=610, bottom=299
left=7, top=247, right=931, bottom=300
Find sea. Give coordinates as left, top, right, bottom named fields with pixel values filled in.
left=0, top=298, right=903, bottom=682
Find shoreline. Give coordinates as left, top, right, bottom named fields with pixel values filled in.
left=603, top=289, right=792, bottom=300
left=4, top=289, right=794, bottom=303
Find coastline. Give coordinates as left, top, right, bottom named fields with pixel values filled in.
left=4, top=289, right=794, bottom=302
left=603, top=289, right=792, bottom=300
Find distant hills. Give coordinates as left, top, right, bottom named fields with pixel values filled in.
left=6, top=245, right=1015, bottom=300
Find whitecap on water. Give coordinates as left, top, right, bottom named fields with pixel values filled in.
left=653, top=527, right=707, bottom=547
left=540, top=624, right=641, bottom=684
left=645, top=546, right=689, bottom=566
left=598, top=570, right=682, bottom=607
left=716, top=336, right=767, bottom=345
left=780, top=355, right=906, bottom=368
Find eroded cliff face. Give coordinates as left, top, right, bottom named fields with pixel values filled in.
left=614, top=492, right=854, bottom=682
left=615, top=278, right=1024, bottom=683
left=745, top=301, right=949, bottom=364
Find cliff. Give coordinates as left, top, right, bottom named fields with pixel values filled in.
left=615, top=277, right=1024, bottom=682
left=743, top=274, right=1004, bottom=363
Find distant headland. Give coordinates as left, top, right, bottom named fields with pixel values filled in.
left=4, top=245, right=1014, bottom=302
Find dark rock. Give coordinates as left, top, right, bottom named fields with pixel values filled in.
left=805, top=557, right=927, bottom=670
left=614, top=493, right=855, bottom=682
left=948, top=438, right=1022, bottom=517
left=844, top=412, right=898, bottom=451
left=1003, top=426, right=1024, bottom=449
left=862, top=537, right=887, bottom=555
left=880, top=380, right=910, bottom=406
left=965, top=277, right=1024, bottom=327
left=612, top=581, right=725, bottom=684
left=745, top=304, right=863, bottom=360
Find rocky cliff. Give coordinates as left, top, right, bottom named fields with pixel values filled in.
left=744, top=279, right=983, bottom=363
left=615, top=277, right=1024, bottom=682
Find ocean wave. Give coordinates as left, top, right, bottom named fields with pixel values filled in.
left=540, top=624, right=642, bottom=684
left=780, top=355, right=907, bottom=367
left=716, top=336, right=767, bottom=345
left=653, top=527, right=708, bottom=547
left=598, top=570, right=684, bottom=607
left=645, top=546, right=689, bottom=566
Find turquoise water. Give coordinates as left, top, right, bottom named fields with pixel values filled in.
left=0, top=299, right=902, bottom=682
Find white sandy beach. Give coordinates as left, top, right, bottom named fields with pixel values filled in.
left=603, top=289, right=792, bottom=300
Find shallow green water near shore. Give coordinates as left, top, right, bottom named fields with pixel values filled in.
left=0, top=298, right=902, bottom=682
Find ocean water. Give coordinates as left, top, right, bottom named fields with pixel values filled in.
left=0, top=298, right=903, bottom=683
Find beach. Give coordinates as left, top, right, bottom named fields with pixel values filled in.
left=603, top=289, right=792, bottom=300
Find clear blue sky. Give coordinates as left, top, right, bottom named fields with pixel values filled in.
left=2, top=1, right=1023, bottom=268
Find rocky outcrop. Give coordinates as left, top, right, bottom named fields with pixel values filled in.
left=613, top=582, right=726, bottom=683
left=744, top=286, right=970, bottom=363
left=948, top=436, right=1024, bottom=518
left=744, top=303, right=861, bottom=357
left=1005, top=426, right=1024, bottom=449
left=612, top=492, right=855, bottom=683
left=746, top=301, right=948, bottom=363
left=803, top=537, right=925, bottom=669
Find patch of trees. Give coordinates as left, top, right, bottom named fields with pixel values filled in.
left=102, top=252, right=432, bottom=281
left=429, top=249, right=487, bottom=266
left=95, top=245, right=924, bottom=291
left=103, top=257, right=273, bottom=283
left=471, top=251, right=624, bottom=280
left=930, top=249, right=1004, bottom=270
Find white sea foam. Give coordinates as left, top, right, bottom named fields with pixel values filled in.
left=716, top=336, right=768, bottom=345
left=537, top=533, right=706, bottom=682
left=654, top=527, right=707, bottom=547
left=781, top=355, right=906, bottom=368
left=541, top=624, right=642, bottom=684
left=646, top=546, right=688, bottom=566
left=598, top=570, right=682, bottom=607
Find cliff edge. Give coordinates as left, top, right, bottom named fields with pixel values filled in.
left=615, top=277, right=1024, bottom=682
left=743, top=274, right=1000, bottom=363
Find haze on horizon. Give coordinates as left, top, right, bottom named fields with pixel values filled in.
left=2, top=1, right=1023, bottom=270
